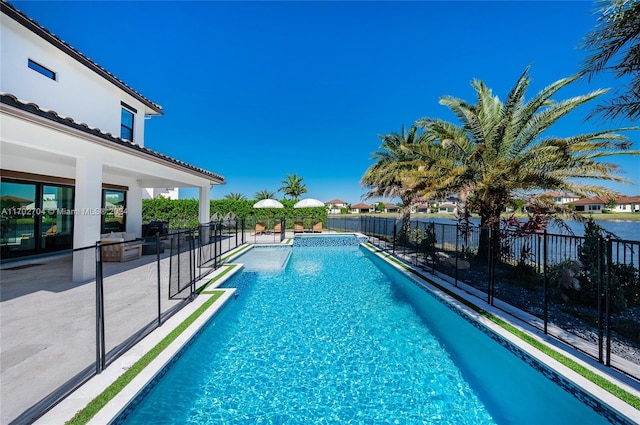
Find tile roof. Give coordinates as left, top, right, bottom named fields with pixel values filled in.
left=1, top=0, right=162, bottom=115
left=351, top=202, right=373, bottom=209
left=1, top=93, right=225, bottom=183
left=325, top=199, right=347, bottom=204
left=571, top=195, right=640, bottom=205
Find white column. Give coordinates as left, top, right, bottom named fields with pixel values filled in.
left=127, top=185, right=143, bottom=237
left=72, top=157, right=102, bottom=282
left=198, top=185, right=211, bottom=243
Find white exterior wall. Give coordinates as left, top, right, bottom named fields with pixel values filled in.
left=0, top=15, right=150, bottom=145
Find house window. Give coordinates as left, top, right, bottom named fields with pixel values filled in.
left=102, top=189, right=126, bottom=233
left=1, top=179, right=73, bottom=259
left=120, top=106, right=135, bottom=141
left=28, top=59, right=56, bottom=80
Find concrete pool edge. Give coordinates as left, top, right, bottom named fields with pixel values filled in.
left=360, top=242, right=640, bottom=424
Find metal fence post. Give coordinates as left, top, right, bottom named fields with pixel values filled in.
left=431, top=222, right=436, bottom=274
left=543, top=230, right=548, bottom=334
left=392, top=221, right=397, bottom=254
left=156, top=233, right=162, bottom=326
left=190, top=230, right=196, bottom=297
left=455, top=224, right=459, bottom=287
left=597, top=235, right=604, bottom=363
left=95, top=242, right=105, bottom=373
left=214, top=223, right=219, bottom=270
left=488, top=227, right=494, bottom=306
left=606, top=236, right=613, bottom=366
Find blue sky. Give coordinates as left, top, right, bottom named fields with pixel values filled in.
left=13, top=0, right=640, bottom=203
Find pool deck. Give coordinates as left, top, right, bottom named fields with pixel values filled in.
left=31, top=237, right=640, bottom=425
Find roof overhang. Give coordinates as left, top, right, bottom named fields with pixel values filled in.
left=1, top=95, right=225, bottom=187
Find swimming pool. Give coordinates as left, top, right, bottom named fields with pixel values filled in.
left=113, top=241, right=627, bottom=424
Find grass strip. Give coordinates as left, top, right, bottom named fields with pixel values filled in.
left=196, top=264, right=237, bottom=294
left=66, top=290, right=225, bottom=425
left=366, top=244, right=640, bottom=410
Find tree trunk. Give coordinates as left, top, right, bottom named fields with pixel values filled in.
left=400, top=198, right=412, bottom=243
left=476, top=200, right=503, bottom=263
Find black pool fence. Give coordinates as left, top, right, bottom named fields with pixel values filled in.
left=328, top=215, right=640, bottom=381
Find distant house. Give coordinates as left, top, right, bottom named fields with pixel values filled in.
left=611, top=196, right=640, bottom=213
left=536, top=191, right=580, bottom=205
left=572, top=197, right=606, bottom=213
left=571, top=195, right=640, bottom=213
left=438, top=202, right=458, bottom=214
left=350, top=202, right=373, bottom=214
left=381, top=202, right=399, bottom=213
left=325, top=198, right=347, bottom=214
left=410, top=197, right=432, bottom=213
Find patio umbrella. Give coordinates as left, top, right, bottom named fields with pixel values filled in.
left=293, top=198, right=325, bottom=232
left=253, top=199, right=284, bottom=232
left=293, top=198, right=325, bottom=208
left=253, top=199, right=284, bottom=209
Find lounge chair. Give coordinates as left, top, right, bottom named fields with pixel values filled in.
left=254, top=222, right=266, bottom=236
left=273, top=221, right=282, bottom=234
left=313, top=222, right=323, bottom=233
left=294, top=221, right=304, bottom=233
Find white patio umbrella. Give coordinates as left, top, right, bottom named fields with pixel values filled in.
left=253, top=199, right=284, bottom=233
left=293, top=198, right=325, bottom=232
left=293, top=198, right=325, bottom=208
left=253, top=199, right=284, bottom=209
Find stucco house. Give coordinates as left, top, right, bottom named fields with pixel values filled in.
left=380, top=202, right=399, bottom=213
left=325, top=198, right=347, bottom=214
left=437, top=202, right=458, bottom=214
left=571, top=195, right=640, bottom=213
left=536, top=191, right=580, bottom=205
left=0, top=1, right=224, bottom=279
left=350, top=202, right=373, bottom=214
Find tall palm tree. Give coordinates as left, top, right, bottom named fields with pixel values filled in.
left=254, top=189, right=276, bottom=200
left=581, top=0, right=640, bottom=121
left=224, top=192, right=246, bottom=200
left=361, top=124, right=432, bottom=240
left=279, top=174, right=307, bottom=200
left=415, top=67, right=638, bottom=258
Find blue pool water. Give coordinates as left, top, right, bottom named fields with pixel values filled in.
left=115, top=243, right=618, bottom=424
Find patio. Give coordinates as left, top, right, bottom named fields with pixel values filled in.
left=0, top=224, right=333, bottom=423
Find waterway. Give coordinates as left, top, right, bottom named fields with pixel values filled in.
left=417, top=217, right=640, bottom=241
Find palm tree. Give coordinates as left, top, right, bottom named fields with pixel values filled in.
left=361, top=124, right=431, bottom=240
left=224, top=192, right=246, bottom=200
left=254, top=189, right=276, bottom=200
left=415, top=67, right=638, bottom=258
left=279, top=174, right=307, bottom=200
left=580, top=0, right=640, bottom=121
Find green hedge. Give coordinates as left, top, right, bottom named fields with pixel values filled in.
left=142, top=198, right=327, bottom=229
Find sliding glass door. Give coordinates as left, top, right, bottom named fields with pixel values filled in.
left=0, top=180, right=74, bottom=259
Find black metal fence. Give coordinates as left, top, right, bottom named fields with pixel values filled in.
left=1, top=219, right=247, bottom=425
left=328, top=215, right=640, bottom=380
